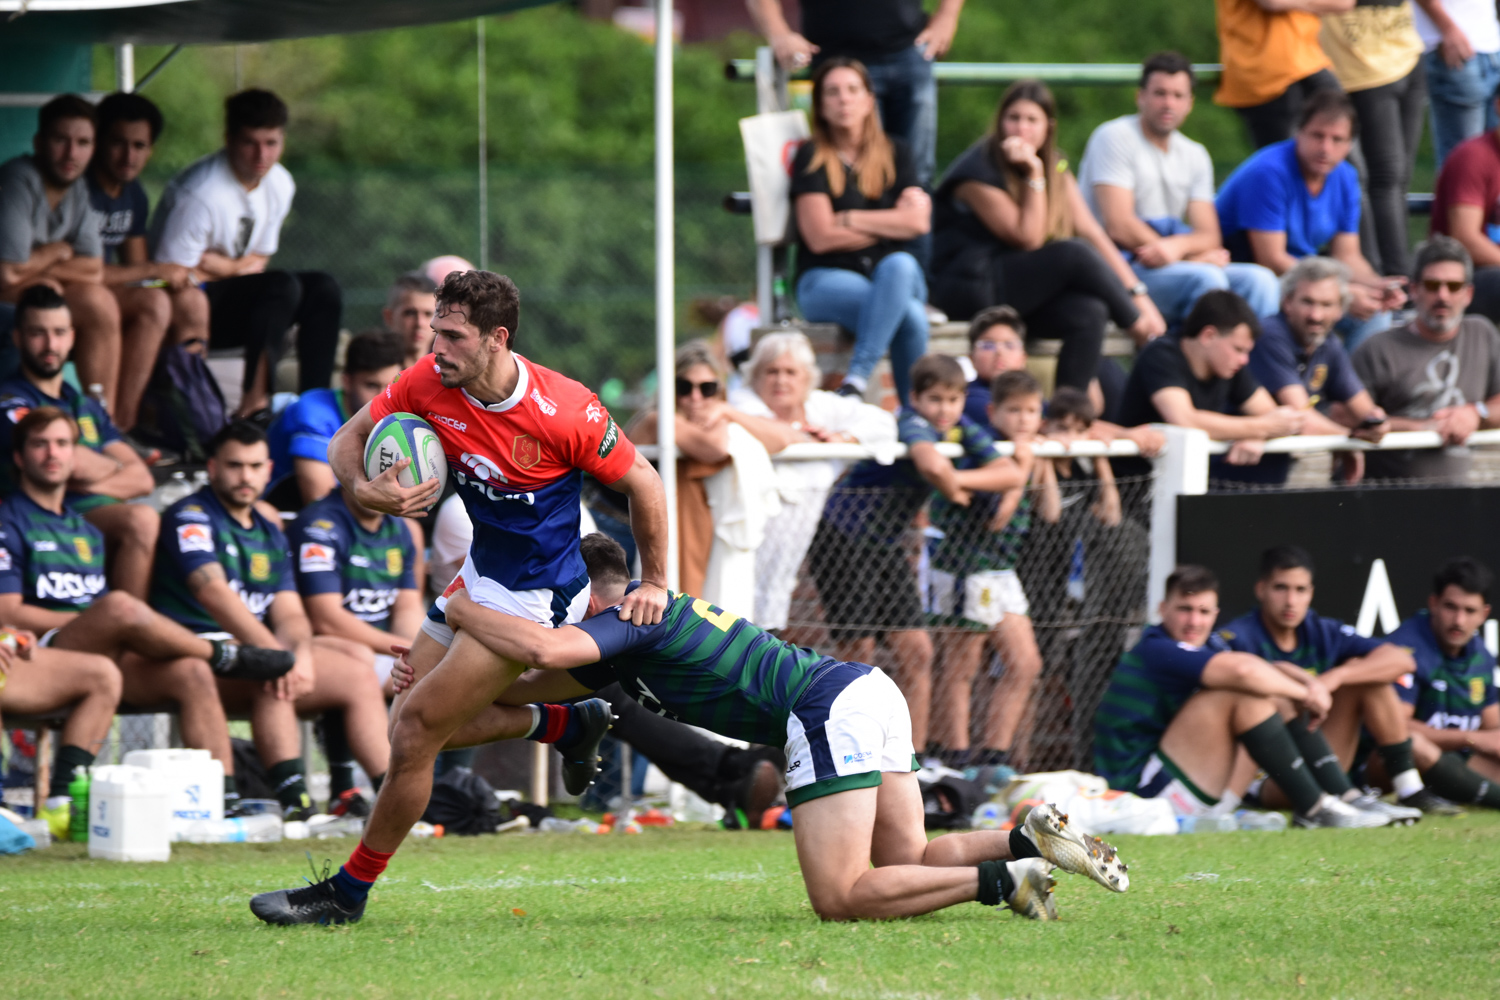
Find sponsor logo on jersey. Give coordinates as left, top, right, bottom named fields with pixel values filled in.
left=6, top=405, right=28, bottom=424
left=36, top=571, right=106, bottom=602
left=585, top=401, right=603, bottom=423
left=513, top=434, right=541, bottom=469
left=427, top=412, right=468, bottom=433
left=597, top=417, right=619, bottom=459
left=32, top=540, right=57, bottom=552
left=177, top=523, right=213, bottom=553
left=345, top=586, right=399, bottom=620
left=459, top=451, right=507, bottom=485
left=77, top=415, right=99, bottom=446
left=73, top=537, right=92, bottom=562
left=530, top=388, right=557, bottom=416
left=1471, top=677, right=1486, bottom=704
left=1433, top=679, right=1448, bottom=692
left=386, top=548, right=403, bottom=576
left=230, top=580, right=276, bottom=620
left=350, top=554, right=370, bottom=568
left=299, top=542, right=336, bottom=574
left=1424, top=710, right=1482, bottom=730
left=249, top=552, right=272, bottom=581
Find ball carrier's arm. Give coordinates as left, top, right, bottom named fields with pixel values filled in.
left=329, top=403, right=442, bottom=517
left=602, top=450, right=670, bottom=625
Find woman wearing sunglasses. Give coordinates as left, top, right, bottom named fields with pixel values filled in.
left=628, top=341, right=792, bottom=597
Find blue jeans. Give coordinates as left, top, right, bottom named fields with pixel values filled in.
left=859, top=45, right=936, bottom=271
left=798, top=253, right=928, bottom=405
left=1133, top=260, right=1280, bottom=327
left=1424, top=49, right=1500, bottom=168
left=1336, top=309, right=1392, bottom=354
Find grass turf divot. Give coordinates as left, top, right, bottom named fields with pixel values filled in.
left=3, top=813, right=1498, bottom=999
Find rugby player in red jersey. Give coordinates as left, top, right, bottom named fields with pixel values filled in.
left=251, top=271, right=669, bottom=925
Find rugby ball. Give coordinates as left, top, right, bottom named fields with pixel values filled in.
left=365, top=412, right=448, bottom=500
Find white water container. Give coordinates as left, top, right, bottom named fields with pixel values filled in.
left=88, top=765, right=171, bottom=862
left=123, top=748, right=224, bottom=822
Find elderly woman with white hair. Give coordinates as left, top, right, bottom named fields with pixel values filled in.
left=731, top=331, right=897, bottom=630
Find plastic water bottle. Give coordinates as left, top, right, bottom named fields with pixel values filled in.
left=538, top=817, right=576, bottom=833
left=1177, top=814, right=1237, bottom=834
left=19, top=817, right=51, bottom=847
left=1235, top=809, right=1288, bottom=832
left=305, top=815, right=364, bottom=839
left=971, top=801, right=1006, bottom=830
left=68, top=768, right=90, bottom=843
left=174, top=815, right=283, bottom=843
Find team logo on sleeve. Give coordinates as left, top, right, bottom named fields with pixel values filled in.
left=597, top=417, right=619, bottom=459
left=1471, top=678, right=1486, bottom=705
left=5, top=405, right=29, bottom=424
left=73, top=537, right=92, bottom=562
left=299, top=542, right=336, bottom=574
left=386, top=548, right=403, bottom=575
left=177, top=523, right=214, bottom=553
left=585, top=401, right=603, bottom=423
left=513, top=434, right=541, bottom=469
left=249, top=552, right=272, bottom=581
left=0, top=548, right=11, bottom=572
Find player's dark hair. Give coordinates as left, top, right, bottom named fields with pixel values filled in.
left=13, top=406, right=77, bottom=453
left=436, top=270, right=521, bottom=349
left=96, top=91, right=163, bottom=143
left=1432, top=557, right=1493, bottom=602
left=14, top=284, right=69, bottom=329
left=344, top=329, right=407, bottom=376
left=1141, top=51, right=1195, bottom=89
left=1298, top=87, right=1359, bottom=140
left=911, top=354, right=967, bottom=397
left=1259, top=544, right=1315, bottom=581
left=1165, top=565, right=1218, bottom=599
left=580, top=532, right=630, bottom=594
left=990, top=369, right=1042, bottom=405
left=1181, top=289, right=1261, bottom=341
left=1048, top=386, right=1095, bottom=426
left=225, top=89, right=288, bottom=134
left=36, top=94, right=95, bottom=137
left=967, top=304, right=1025, bottom=347
left=206, top=419, right=268, bottom=459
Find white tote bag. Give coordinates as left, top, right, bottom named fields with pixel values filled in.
left=739, top=110, right=811, bottom=246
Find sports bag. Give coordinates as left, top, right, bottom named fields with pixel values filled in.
left=133, top=344, right=228, bottom=464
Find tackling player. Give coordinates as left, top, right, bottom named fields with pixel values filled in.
left=261, top=270, right=667, bottom=899
left=150, top=421, right=390, bottom=817
left=1218, top=546, right=1431, bottom=819
left=252, top=533, right=1130, bottom=925
left=1384, top=558, right=1500, bottom=811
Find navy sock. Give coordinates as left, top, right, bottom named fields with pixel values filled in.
left=330, top=867, right=374, bottom=906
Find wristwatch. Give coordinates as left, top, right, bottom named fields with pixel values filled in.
left=1474, top=400, right=1490, bottom=421
left=1130, top=281, right=1149, bottom=298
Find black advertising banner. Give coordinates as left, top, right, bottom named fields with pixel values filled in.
left=1176, top=486, right=1500, bottom=632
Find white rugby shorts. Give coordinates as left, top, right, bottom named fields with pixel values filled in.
left=783, top=665, right=917, bottom=807
left=420, top=553, right=591, bottom=646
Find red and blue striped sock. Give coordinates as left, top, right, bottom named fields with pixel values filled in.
left=331, top=841, right=393, bottom=905
left=524, top=703, right=582, bottom=745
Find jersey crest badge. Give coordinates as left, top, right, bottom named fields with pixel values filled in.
left=77, top=415, right=99, bottom=446
left=73, top=537, right=91, bottom=562
left=386, top=548, right=403, bottom=576
left=249, top=552, right=272, bottom=582
left=1471, top=677, right=1486, bottom=705
left=177, top=523, right=213, bottom=553
left=513, top=434, right=541, bottom=469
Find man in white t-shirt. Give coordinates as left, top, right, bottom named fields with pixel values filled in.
left=149, top=89, right=341, bottom=419
left=1415, top=0, right=1500, bottom=167
left=1078, top=52, right=1280, bottom=328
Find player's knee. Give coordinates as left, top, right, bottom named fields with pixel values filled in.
left=96, top=589, right=152, bottom=627
left=122, top=504, right=161, bottom=546
left=135, top=287, right=172, bottom=328
left=807, top=890, right=855, bottom=922
left=86, top=653, right=124, bottom=701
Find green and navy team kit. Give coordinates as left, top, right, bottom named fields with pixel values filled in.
left=822, top=410, right=1004, bottom=544
left=1093, top=625, right=1228, bottom=791
left=1218, top=608, right=1382, bottom=676
left=0, top=493, right=107, bottom=610
left=288, top=491, right=416, bottom=628
left=1387, top=610, right=1499, bottom=733
left=150, top=487, right=294, bottom=632
left=0, top=378, right=121, bottom=496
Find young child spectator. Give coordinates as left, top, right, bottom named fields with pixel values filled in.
left=1428, top=97, right=1500, bottom=323
left=0, top=95, right=124, bottom=417
left=1413, top=0, right=1500, bottom=167
left=86, top=91, right=206, bottom=432
left=1044, top=387, right=1122, bottom=528
left=1216, top=90, right=1407, bottom=352
left=149, top=89, right=342, bottom=419
left=926, top=370, right=1051, bottom=768
left=382, top=271, right=437, bottom=367
left=1079, top=52, right=1280, bottom=326
left=810, top=354, right=1019, bottom=750
left=1214, top=0, right=1342, bottom=147
left=789, top=58, right=931, bottom=404
left=931, top=80, right=1165, bottom=395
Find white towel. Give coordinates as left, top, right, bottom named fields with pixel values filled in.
left=701, top=422, right=782, bottom=620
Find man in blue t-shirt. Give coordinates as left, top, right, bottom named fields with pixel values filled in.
left=1093, top=564, right=1388, bottom=827
left=85, top=92, right=205, bottom=433
left=1218, top=545, right=1430, bottom=818
left=268, top=328, right=407, bottom=507
left=1246, top=257, right=1392, bottom=484
left=1216, top=90, right=1405, bottom=353
left=1385, top=558, right=1500, bottom=811
left=149, top=420, right=392, bottom=819
left=0, top=285, right=159, bottom=599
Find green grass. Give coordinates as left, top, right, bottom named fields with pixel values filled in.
left=4, top=815, right=1500, bottom=999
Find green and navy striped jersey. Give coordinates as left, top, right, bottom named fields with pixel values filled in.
left=0, top=379, right=121, bottom=496
left=149, top=487, right=295, bottom=633
left=568, top=588, right=840, bottom=745
left=1094, top=624, right=1227, bottom=790
left=929, top=489, right=1034, bottom=575
left=1388, top=610, right=1498, bottom=732
left=0, top=492, right=106, bottom=610
left=1218, top=607, right=1381, bottom=676
left=288, top=490, right=416, bottom=629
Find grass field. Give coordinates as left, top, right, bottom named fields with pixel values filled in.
left=4, top=814, right=1499, bottom=1000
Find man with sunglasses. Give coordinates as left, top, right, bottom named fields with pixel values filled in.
left=1353, top=236, right=1500, bottom=481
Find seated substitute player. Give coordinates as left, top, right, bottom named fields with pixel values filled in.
left=1094, top=565, right=1389, bottom=827
left=251, top=533, right=1131, bottom=926
left=0, top=285, right=158, bottom=598
left=0, top=629, right=123, bottom=839
left=810, top=354, right=1023, bottom=751
left=151, top=420, right=390, bottom=818
left=290, top=485, right=421, bottom=815
left=1217, top=546, right=1431, bottom=820
left=1384, top=558, right=1500, bottom=811
left=0, top=407, right=294, bottom=810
